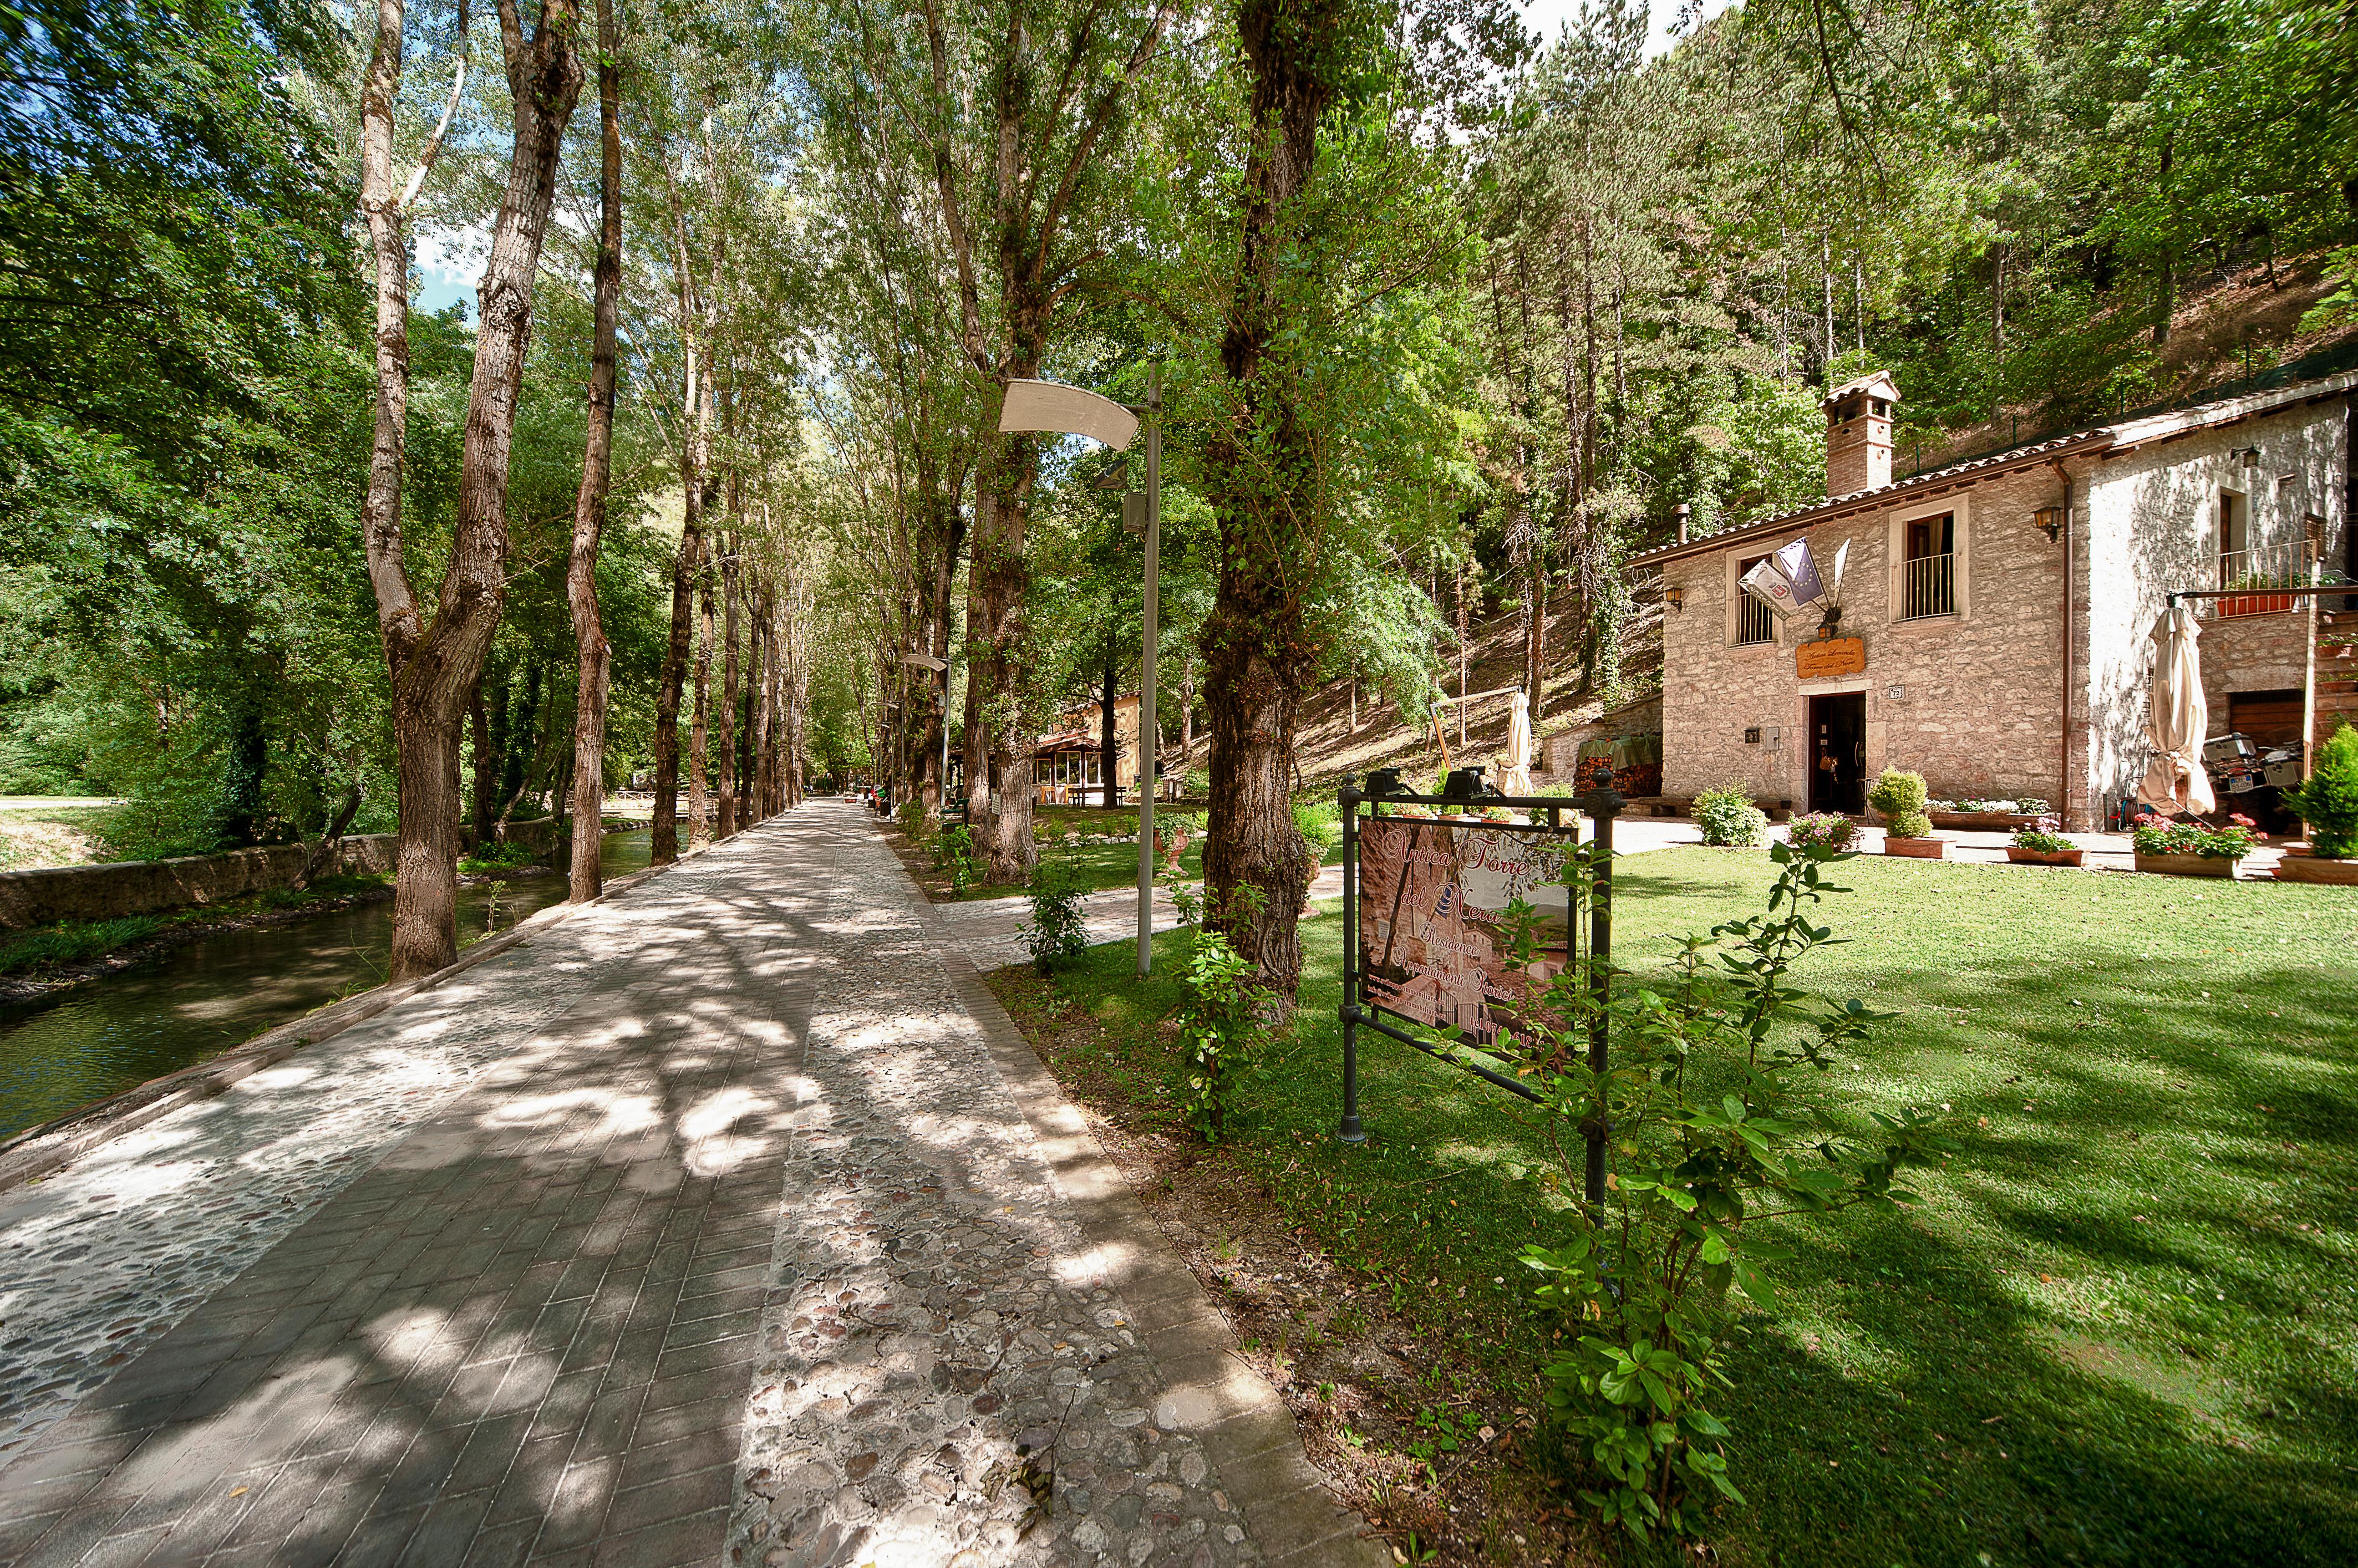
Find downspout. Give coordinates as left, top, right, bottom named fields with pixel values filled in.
left=2050, top=457, right=2075, bottom=828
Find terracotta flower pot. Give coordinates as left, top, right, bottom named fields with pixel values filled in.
left=1883, top=836, right=1946, bottom=859
left=1156, top=828, right=1190, bottom=874
left=2275, top=849, right=2358, bottom=885
left=2005, top=847, right=2083, bottom=867
left=1929, top=811, right=2045, bottom=831
left=2134, top=852, right=2239, bottom=878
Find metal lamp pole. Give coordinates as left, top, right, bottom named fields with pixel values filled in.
left=1134, top=370, right=1160, bottom=977
left=995, top=374, right=1158, bottom=973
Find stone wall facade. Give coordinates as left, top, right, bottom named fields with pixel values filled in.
left=1661, top=464, right=2072, bottom=813
left=0, top=836, right=398, bottom=931
left=1658, top=385, right=2351, bottom=829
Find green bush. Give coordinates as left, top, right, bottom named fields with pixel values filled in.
left=1020, top=854, right=1091, bottom=974
left=2286, top=722, right=2358, bottom=858
left=1503, top=843, right=1945, bottom=1540
left=460, top=839, right=540, bottom=873
left=896, top=798, right=929, bottom=842
left=1291, top=798, right=1341, bottom=850
left=1867, top=768, right=1933, bottom=840
left=1175, top=924, right=1270, bottom=1143
left=1183, top=766, right=1210, bottom=797
left=1692, top=787, right=1767, bottom=847
left=933, top=824, right=979, bottom=893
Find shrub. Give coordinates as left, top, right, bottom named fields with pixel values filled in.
left=1783, top=812, right=1858, bottom=852
left=2285, top=722, right=2358, bottom=858
left=1692, top=787, right=1767, bottom=847
left=1175, top=924, right=1269, bottom=1143
left=1498, top=843, right=1945, bottom=1540
left=1183, top=766, right=1211, bottom=798
left=1020, top=854, right=1091, bottom=974
left=1867, top=768, right=1933, bottom=839
left=460, top=839, right=541, bottom=873
left=933, top=824, right=979, bottom=893
left=896, top=798, right=929, bottom=842
left=1292, top=798, right=1341, bottom=850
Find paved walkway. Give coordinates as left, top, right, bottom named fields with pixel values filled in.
left=0, top=806, right=1381, bottom=1567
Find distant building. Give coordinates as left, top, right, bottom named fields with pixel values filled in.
left=1032, top=694, right=1142, bottom=806
left=1630, top=368, right=2355, bottom=829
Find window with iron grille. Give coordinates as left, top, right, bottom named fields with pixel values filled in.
left=1735, top=556, right=1774, bottom=644
left=1901, top=512, right=1955, bottom=619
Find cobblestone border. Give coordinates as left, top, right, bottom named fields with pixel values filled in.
left=0, top=849, right=701, bottom=1197
left=937, top=949, right=1393, bottom=1568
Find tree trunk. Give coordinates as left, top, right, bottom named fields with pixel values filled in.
left=652, top=528, right=697, bottom=861
left=294, top=782, right=363, bottom=889
left=360, top=0, right=583, bottom=980
left=566, top=0, right=619, bottom=902
left=717, top=534, right=739, bottom=838
left=746, top=575, right=773, bottom=822
left=1200, top=0, right=1341, bottom=1004
left=690, top=568, right=713, bottom=847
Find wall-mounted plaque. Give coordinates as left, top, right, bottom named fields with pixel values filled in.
left=1797, top=636, right=1866, bottom=680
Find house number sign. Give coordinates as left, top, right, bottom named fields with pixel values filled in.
left=1796, top=635, right=1867, bottom=679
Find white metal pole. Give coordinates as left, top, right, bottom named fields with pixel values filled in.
left=1137, top=370, right=1161, bottom=976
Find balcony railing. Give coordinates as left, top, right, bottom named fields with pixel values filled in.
left=2216, top=542, right=2309, bottom=617
left=1900, top=551, right=1955, bottom=620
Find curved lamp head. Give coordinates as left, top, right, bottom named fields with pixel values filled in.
left=998, top=379, right=1139, bottom=451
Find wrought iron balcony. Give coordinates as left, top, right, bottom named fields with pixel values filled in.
left=1900, top=551, right=1955, bottom=620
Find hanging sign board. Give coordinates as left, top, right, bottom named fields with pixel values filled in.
left=1796, top=636, right=1867, bottom=679
left=1356, top=818, right=1573, bottom=1055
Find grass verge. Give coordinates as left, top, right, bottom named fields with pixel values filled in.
left=990, top=847, right=2358, bottom=1567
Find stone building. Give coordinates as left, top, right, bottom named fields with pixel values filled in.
left=1630, top=368, right=2356, bottom=831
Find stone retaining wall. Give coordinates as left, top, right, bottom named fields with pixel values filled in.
left=0, top=836, right=398, bottom=931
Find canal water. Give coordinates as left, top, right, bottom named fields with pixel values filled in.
left=0, top=831, right=653, bottom=1141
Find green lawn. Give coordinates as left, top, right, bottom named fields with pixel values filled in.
left=1023, top=848, right=2358, bottom=1566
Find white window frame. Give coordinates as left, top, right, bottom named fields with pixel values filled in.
left=1887, top=494, right=1970, bottom=623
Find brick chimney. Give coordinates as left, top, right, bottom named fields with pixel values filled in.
left=1823, top=370, right=1899, bottom=497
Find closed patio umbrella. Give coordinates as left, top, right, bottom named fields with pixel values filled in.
left=1502, top=689, right=1536, bottom=795
left=2141, top=603, right=2217, bottom=816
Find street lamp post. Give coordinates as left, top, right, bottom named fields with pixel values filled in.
left=896, top=651, right=949, bottom=819
left=998, top=373, right=1160, bottom=976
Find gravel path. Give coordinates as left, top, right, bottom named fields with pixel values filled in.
left=0, top=805, right=1380, bottom=1567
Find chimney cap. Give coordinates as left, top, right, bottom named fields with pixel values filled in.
left=1822, top=369, right=1900, bottom=411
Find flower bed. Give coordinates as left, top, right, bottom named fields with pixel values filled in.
left=2129, top=812, right=2258, bottom=878
left=2005, top=820, right=2082, bottom=867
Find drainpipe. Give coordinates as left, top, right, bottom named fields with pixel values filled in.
left=2050, top=457, right=2075, bottom=828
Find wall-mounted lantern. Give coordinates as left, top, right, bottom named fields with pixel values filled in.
left=1665, top=585, right=1685, bottom=612
left=2035, top=505, right=2064, bottom=543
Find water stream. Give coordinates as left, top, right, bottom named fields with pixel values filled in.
left=0, top=831, right=653, bottom=1141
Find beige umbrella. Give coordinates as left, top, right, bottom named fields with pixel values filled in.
left=2140, top=603, right=2216, bottom=816
left=1501, top=689, right=1536, bottom=795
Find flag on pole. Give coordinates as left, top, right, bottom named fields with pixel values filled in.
left=1772, top=538, right=1827, bottom=608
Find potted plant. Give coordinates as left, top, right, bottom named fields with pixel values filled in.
left=2005, top=818, right=2083, bottom=867
left=1783, top=812, right=1859, bottom=853
left=1868, top=768, right=1944, bottom=858
left=1693, top=786, right=1768, bottom=847
left=2130, top=812, right=2260, bottom=878
left=1154, top=810, right=1203, bottom=875
left=2279, top=722, right=2358, bottom=884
